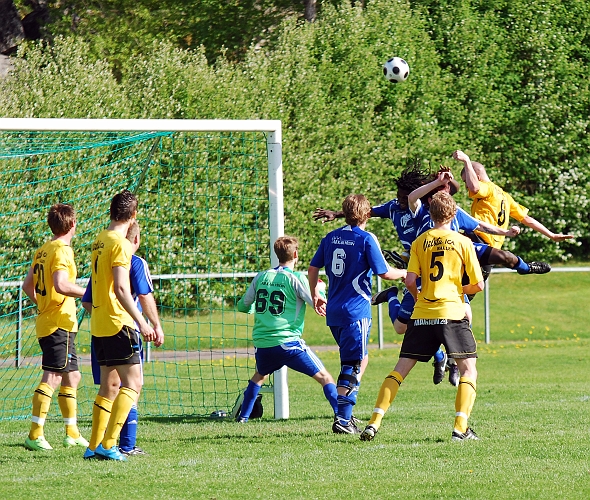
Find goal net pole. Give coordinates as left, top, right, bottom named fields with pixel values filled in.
left=0, top=117, right=289, bottom=420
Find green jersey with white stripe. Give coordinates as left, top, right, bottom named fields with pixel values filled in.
left=237, top=266, right=314, bottom=348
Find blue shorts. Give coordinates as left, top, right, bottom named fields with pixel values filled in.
left=255, top=339, right=325, bottom=377
left=472, top=242, right=493, bottom=262
left=329, top=318, right=371, bottom=363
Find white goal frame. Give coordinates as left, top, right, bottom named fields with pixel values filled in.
left=0, top=117, right=290, bottom=419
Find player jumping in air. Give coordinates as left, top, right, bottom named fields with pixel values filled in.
left=453, top=150, right=574, bottom=276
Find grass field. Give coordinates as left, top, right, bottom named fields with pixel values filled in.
left=1, top=340, right=589, bottom=499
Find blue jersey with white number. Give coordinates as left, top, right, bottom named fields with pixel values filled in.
left=371, top=199, right=417, bottom=251
left=413, top=199, right=480, bottom=237
left=310, top=225, right=389, bottom=327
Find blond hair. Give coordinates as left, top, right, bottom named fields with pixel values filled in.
left=429, top=192, right=457, bottom=224
left=126, top=220, right=140, bottom=243
left=342, top=194, right=371, bottom=226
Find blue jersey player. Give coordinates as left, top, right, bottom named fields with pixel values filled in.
left=82, top=221, right=164, bottom=457
left=308, top=194, right=406, bottom=435
left=313, top=166, right=451, bottom=384
left=408, top=168, right=550, bottom=278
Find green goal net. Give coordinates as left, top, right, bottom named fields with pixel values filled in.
left=0, top=119, right=285, bottom=422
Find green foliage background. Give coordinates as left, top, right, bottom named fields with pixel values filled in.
left=2, top=0, right=589, bottom=265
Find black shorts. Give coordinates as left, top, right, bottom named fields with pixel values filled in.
left=92, top=325, right=141, bottom=367
left=39, top=328, right=79, bottom=373
left=400, top=317, right=477, bottom=362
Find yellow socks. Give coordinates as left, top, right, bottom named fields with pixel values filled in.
left=454, top=376, right=477, bottom=434
left=367, top=371, right=404, bottom=429
left=29, top=382, right=54, bottom=440
left=102, top=387, right=138, bottom=450
left=89, top=395, right=113, bottom=451
left=58, top=386, right=80, bottom=439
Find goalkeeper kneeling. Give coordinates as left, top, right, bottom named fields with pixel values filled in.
left=236, top=236, right=337, bottom=423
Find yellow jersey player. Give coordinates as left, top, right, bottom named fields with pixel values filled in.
left=22, top=203, right=89, bottom=451
left=453, top=149, right=574, bottom=248
left=84, top=189, right=157, bottom=461
left=360, top=191, right=484, bottom=442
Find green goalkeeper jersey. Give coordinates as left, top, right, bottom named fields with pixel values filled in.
left=237, top=266, right=314, bottom=348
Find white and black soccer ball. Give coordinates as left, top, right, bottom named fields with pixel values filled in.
left=383, top=57, right=410, bottom=83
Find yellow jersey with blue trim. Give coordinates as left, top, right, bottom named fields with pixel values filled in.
left=90, top=229, right=134, bottom=337
left=408, top=228, right=483, bottom=320
left=469, top=180, right=528, bottom=248
left=31, top=239, right=79, bottom=338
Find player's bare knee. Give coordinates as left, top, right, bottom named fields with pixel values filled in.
left=394, top=320, right=407, bottom=335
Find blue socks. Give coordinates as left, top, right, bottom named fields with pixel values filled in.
left=434, top=348, right=445, bottom=363
left=388, top=295, right=401, bottom=325
left=323, top=383, right=338, bottom=414
left=239, top=380, right=262, bottom=422
left=119, top=403, right=138, bottom=452
left=515, top=257, right=530, bottom=274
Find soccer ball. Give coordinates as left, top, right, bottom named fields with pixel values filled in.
left=383, top=57, right=410, bottom=83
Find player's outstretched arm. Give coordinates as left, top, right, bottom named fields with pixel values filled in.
left=313, top=208, right=343, bottom=223
left=520, top=215, right=575, bottom=242
left=453, top=150, right=479, bottom=194
left=407, top=171, right=452, bottom=213
left=476, top=220, right=520, bottom=237
left=378, top=268, right=407, bottom=281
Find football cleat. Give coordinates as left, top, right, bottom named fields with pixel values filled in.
left=448, top=360, right=460, bottom=387
left=83, top=447, right=96, bottom=460
left=95, top=443, right=127, bottom=461
left=382, top=249, right=408, bottom=269
left=452, top=427, right=479, bottom=441
left=350, top=415, right=363, bottom=426
left=359, top=424, right=378, bottom=442
left=371, top=286, right=398, bottom=306
left=119, top=446, right=147, bottom=456
left=64, top=435, right=89, bottom=448
left=525, top=261, right=551, bottom=275
left=334, top=414, right=363, bottom=426
left=24, top=436, right=53, bottom=451
left=432, top=351, right=448, bottom=385
left=332, top=419, right=361, bottom=435
left=236, top=417, right=248, bottom=423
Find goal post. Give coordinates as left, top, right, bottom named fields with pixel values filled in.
left=0, top=118, right=289, bottom=420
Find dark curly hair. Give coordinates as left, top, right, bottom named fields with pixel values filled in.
left=395, top=159, right=432, bottom=193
